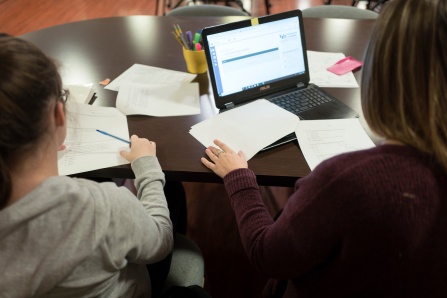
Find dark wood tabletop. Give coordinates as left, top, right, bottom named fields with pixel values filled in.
left=21, top=15, right=376, bottom=186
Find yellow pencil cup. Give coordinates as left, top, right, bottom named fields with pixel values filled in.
left=182, top=47, right=207, bottom=74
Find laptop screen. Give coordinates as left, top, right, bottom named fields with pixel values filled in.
left=206, top=17, right=305, bottom=97
left=202, top=10, right=309, bottom=109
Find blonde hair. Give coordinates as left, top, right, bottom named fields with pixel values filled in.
left=361, top=0, right=447, bottom=171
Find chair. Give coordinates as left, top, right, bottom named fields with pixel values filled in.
left=166, top=4, right=249, bottom=16
left=161, top=234, right=205, bottom=293
left=325, top=0, right=389, bottom=11
left=302, top=5, right=379, bottom=19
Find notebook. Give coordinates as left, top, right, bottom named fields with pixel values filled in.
left=201, top=9, right=358, bottom=150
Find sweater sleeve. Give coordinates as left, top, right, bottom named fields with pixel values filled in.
left=99, top=156, right=173, bottom=267
left=224, top=166, right=349, bottom=279
left=129, top=155, right=174, bottom=263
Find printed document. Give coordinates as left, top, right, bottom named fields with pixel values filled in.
left=295, top=118, right=375, bottom=171
left=307, top=51, right=359, bottom=88
left=190, top=99, right=300, bottom=160
left=57, top=102, right=130, bottom=176
left=116, top=82, right=200, bottom=116
left=105, top=64, right=196, bottom=91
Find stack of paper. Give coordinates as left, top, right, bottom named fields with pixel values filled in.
left=106, top=64, right=200, bottom=117
left=189, top=99, right=300, bottom=160
left=295, top=118, right=375, bottom=171
left=58, top=101, right=130, bottom=176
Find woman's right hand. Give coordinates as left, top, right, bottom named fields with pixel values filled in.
left=120, top=135, right=156, bottom=163
left=201, top=139, right=248, bottom=178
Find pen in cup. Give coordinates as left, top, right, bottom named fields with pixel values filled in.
left=96, top=129, right=130, bottom=144
left=172, top=25, right=203, bottom=51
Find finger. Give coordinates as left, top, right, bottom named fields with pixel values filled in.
left=214, top=139, right=234, bottom=154
left=205, top=148, right=219, bottom=162
left=208, top=146, right=222, bottom=156
left=120, top=150, right=128, bottom=159
left=238, top=150, right=246, bottom=160
left=201, top=157, right=215, bottom=169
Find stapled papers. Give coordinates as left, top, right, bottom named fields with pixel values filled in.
left=58, top=102, right=130, bottom=176
left=105, top=64, right=196, bottom=91
left=295, top=118, right=375, bottom=171
left=116, top=82, right=200, bottom=116
left=105, top=64, right=200, bottom=116
left=189, top=99, right=300, bottom=160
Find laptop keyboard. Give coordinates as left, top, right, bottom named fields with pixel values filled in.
left=270, top=87, right=333, bottom=115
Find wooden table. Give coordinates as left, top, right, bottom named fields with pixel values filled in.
left=21, top=16, right=376, bottom=186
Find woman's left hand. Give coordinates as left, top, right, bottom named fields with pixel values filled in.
left=201, top=139, right=248, bottom=178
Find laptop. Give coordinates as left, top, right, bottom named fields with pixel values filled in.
left=201, top=9, right=358, bottom=150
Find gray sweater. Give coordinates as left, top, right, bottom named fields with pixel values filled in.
left=0, top=156, right=173, bottom=298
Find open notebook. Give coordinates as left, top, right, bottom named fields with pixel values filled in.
left=201, top=9, right=358, bottom=150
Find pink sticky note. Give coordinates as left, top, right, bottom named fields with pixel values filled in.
left=327, top=56, right=362, bottom=75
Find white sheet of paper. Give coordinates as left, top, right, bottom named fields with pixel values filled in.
left=116, top=82, right=200, bottom=116
left=66, top=83, right=95, bottom=104
left=190, top=99, right=300, bottom=160
left=307, top=51, right=359, bottom=88
left=105, top=64, right=197, bottom=91
left=295, top=118, right=375, bottom=171
left=58, top=102, right=130, bottom=176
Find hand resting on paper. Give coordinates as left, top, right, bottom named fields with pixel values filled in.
left=201, top=139, right=248, bottom=178
left=120, top=134, right=156, bottom=163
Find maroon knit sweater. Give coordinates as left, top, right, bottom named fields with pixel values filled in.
left=223, top=144, right=447, bottom=297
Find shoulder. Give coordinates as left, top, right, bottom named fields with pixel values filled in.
left=16, top=176, right=136, bottom=217
left=311, top=144, right=429, bottom=180
left=296, top=144, right=441, bottom=201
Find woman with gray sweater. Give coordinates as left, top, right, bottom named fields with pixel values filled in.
left=0, top=35, right=173, bottom=297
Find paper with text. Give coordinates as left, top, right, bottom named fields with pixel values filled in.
left=295, top=118, right=375, bottom=171
left=116, top=82, right=200, bottom=116
left=190, top=99, right=300, bottom=160
left=307, top=51, right=359, bottom=88
left=105, top=64, right=197, bottom=91
left=57, top=102, right=130, bottom=176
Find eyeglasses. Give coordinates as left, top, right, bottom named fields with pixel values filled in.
left=58, top=89, right=70, bottom=103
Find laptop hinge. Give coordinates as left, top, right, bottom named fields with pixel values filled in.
left=297, top=82, right=306, bottom=88
left=224, top=102, right=235, bottom=109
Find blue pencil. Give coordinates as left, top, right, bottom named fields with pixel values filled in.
left=96, top=129, right=130, bottom=144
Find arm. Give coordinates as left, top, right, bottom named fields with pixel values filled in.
left=114, top=135, right=173, bottom=263
left=202, top=140, right=344, bottom=279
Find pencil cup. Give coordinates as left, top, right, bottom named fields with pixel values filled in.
left=182, top=47, right=207, bottom=74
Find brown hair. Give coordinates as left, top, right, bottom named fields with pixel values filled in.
left=361, top=0, right=447, bottom=171
left=0, top=35, right=62, bottom=209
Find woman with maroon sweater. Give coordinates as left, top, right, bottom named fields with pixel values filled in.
left=201, top=0, right=447, bottom=297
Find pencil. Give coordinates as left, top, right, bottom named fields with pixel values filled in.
left=96, top=129, right=130, bottom=144
left=172, top=31, right=186, bottom=49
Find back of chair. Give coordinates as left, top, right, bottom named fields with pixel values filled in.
left=302, top=5, right=379, bottom=19
left=166, top=4, right=248, bottom=16
left=162, top=233, right=205, bottom=292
